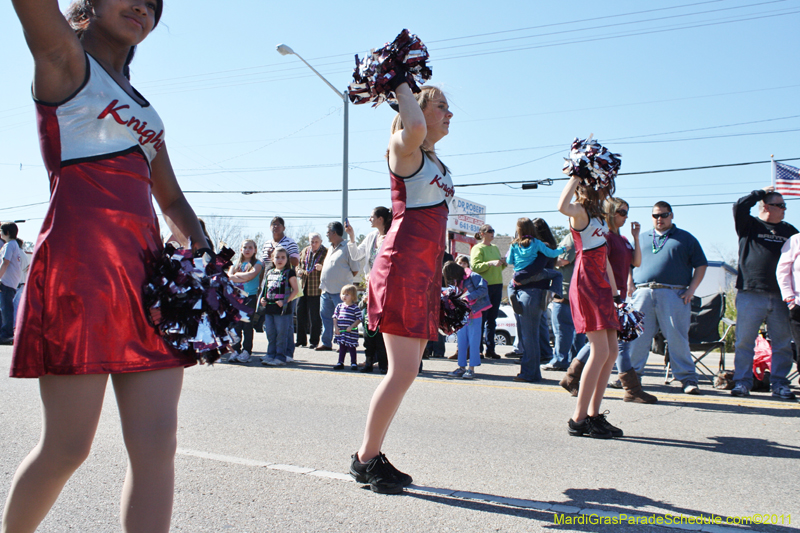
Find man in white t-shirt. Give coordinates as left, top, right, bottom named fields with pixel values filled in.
left=261, top=216, right=300, bottom=269
left=0, top=223, right=23, bottom=343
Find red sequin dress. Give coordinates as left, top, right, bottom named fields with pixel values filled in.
left=368, top=153, right=454, bottom=341
left=11, top=54, right=195, bottom=377
left=569, top=217, right=620, bottom=334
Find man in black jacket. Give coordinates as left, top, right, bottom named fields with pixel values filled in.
left=732, top=187, right=798, bottom=400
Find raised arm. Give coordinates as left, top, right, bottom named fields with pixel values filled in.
left=387, top=83, right=427, bottom=176
left=12, top=0, right=87, bottom=103
left=150, top=145, right=207, bottom=252
left=557, top=176, right=588, bottom=229
left=630, top=221, right=642, bottom=268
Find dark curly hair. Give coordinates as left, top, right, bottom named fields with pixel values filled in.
left=65, top=0, right=164, bottom=80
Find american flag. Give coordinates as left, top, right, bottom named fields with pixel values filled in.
left=775, top=162, right=800, bottom=197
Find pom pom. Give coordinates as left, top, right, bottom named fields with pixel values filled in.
left=439, top=286, right=471, bottom=335
left=562, top=135, right=621, bottom=190
left=616, top=301, right=645, bottom=342
left=142, top=244, right=252, bottom=364
left=348, top=29, right=432, bottom=108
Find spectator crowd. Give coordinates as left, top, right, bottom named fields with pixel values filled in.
left=158, top=186, right=800, bottom=405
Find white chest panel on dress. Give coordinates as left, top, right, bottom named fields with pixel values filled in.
left=56, top=55, right=165, bottom=164
left=405, top=155, right=455, bottom=209
left=578, top=218, right=609, bottom=251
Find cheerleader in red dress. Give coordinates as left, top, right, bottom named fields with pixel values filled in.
left=350, top=84, right=454, bottom=494
left=558, top=171, right=623, bottom=440
left=5, top=1, right=208, bottom=531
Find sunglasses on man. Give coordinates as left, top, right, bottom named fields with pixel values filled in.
left=652, top=212, right=671, bottom=220
left=766, top=202, right=787, bottom=210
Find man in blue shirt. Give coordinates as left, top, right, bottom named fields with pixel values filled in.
left=626, top=202, right=708, bottom=394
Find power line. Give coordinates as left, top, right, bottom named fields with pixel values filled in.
left=434, top=0, right=788, bottom=52
left=175, top=157, right=800, bottom=195
left=485, top=197, right=800, bottom=216
left=70, top=5, right=799, bottom=99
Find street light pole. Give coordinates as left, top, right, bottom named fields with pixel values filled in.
left=276, top=44, right=349, bottom=225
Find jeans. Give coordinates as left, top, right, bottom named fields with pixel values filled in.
left=264, top=313, right=293, bottom=361
left=733, top=290, right=794, bottom=388
left=515, top=287, right=545, bottom=381
left=426, top=333, right=446, bottom=357
left=549, top=301, right=586, bottom=368
left=481, top=284, right=503, bottom=354
left=13, top=283, right=24, bottom=326
left=296, top=294, right=321, bottom=346
left=627, top=287, right=698, bottom=385
left=320, top=291, right=342, bottom=348
left=233, top=294, right=257, bottom=353
left=539, top=311, right=553, bottom=364
left=576, top=337, right=632, bottom=373
left=0, top=283, right=16, bottom=339
left=512, top=268, right=563, bottom=297
left=457, top=317, right=482, bottom=368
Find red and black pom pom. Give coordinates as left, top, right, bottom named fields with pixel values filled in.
left=143, top=244, right=251, bottom=364
left=348, top=29, right=432, bottom=108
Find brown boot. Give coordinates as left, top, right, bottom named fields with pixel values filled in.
left=560, top=359, right=584, bottom=397
left=619, top=369, right=658, bottom=404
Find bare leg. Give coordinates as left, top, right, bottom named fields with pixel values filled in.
left=572, top=329, right=617, bottom=422
left=357, top=334, right=427, bottom=462
left=588, top=329, right=619, bottom=417
left=112, top=367, right=183, bottom=533
left=2, top=374, right=109, bottom=533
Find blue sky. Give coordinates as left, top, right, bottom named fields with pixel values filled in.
left=2, top=0, right=799, bottom=263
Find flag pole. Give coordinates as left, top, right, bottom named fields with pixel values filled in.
left=771, top=154, right=776, bottom=188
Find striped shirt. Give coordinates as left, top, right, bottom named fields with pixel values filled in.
left=261, top=235, right=300, bottom=267
left=333, top=303, right=360, bottom=347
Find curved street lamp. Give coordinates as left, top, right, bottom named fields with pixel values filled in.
left=277, top=44, right=349, bottom=224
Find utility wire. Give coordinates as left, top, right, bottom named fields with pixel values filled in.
left=175, top=157, right=800, bottom=195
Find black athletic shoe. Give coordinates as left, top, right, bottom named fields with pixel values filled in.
left=349, top=453, right=404, bottom=494
left=378, top=453, right=413, bottom=486
left=590, top=411, right=623, bottom=438
left=568, top=417, right=612, bottom=439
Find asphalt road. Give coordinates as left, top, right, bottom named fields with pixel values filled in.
left=1, top=339, right=798, bottom=533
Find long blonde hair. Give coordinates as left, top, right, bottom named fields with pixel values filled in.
left=231, top=239, right=258, bottom=273
left=604, top=197, right=628, bottom=234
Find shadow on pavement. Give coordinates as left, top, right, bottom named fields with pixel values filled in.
left=560, top=487, right=796, bottom=533
left=619, top=435, right=800, bottom=459
left=652, top=397, right=800, bottom=418
left=400, top=486, right=795, bottom=532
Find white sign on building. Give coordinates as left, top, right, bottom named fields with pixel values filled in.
left=448, top=196, right=487, bottom=235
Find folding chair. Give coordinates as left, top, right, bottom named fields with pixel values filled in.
left=664, top=292, right=736, bottom=384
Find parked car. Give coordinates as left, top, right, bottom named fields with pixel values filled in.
left=495, top=305, right=517, bottom=346
left=495, top=304, right=554, bottom=347
left=444, top=304, right=554, bottom=347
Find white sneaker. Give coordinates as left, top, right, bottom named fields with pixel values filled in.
left=238, top=350, right=251, bottom=363
left=284, top=355, right=294, bottom=364
left=227, top=351, right=241, bottom=363
left=267, top=358, right=286, bottom=366
left=261, top=355, right=274, bottom=365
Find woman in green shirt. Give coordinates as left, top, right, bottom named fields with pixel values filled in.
left=470, top=224, right=507, bottom=358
